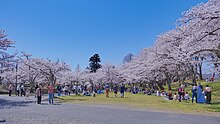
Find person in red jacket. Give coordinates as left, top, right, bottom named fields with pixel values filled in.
left=48, top=83, right=55, bottom=104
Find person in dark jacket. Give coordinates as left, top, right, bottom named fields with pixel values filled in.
left=57, top=84, right=62, bottom=96
left=191, top=84, right=197, bottom=103
left=113, top=84, right=118, bottom=97
left=120, top=83, right=125, bottom=98
left=205, top=85, right=212, bottom=104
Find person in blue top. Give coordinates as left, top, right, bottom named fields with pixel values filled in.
left=120, top=83, right=125, bottom=98
left=191, top=84, right=197, bottom=103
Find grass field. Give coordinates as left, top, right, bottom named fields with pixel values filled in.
left=58, top=81, right=220, bottom=115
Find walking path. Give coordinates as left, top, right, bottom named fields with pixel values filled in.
left=0, top=95, right=220, bottom=124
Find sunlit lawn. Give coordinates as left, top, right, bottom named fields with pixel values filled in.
left=58, top=91, right=220, bottom=115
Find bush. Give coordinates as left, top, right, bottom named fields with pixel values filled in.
left=0, top=89, right=8, bottom=94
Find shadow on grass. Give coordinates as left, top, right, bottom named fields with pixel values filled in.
left=0, top=98, right=33, bottom=109
left=106, top=96, right=130, bottom=99
left=0, top=119, right=6, bottom=123
left=211, top=102, right=220, bottom=105
left=67, top=99, right=87, bottom=102
left=204, top=102, right=220, bottom=112
left=58, top=97, right=88, bottom=102
left=39, top=103, right=62, bottom=106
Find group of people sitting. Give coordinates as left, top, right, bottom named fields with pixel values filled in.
left=155, top=90, right=190, bottom=101
left=154, top=83, right=212, bottom=104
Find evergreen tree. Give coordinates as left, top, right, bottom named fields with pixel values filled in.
left=89, top=54, right=101, bottom=73
left=75, top=64, right=81, bottom=72
left=123, top=53, right=134, bottom=63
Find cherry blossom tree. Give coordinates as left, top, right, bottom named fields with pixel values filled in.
left=0, top=30, right=17, bottom=86
left=23, top=58, right=71, bottom=85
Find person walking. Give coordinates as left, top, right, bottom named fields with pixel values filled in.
left=113, top=84, right=118, bottom=97
left=48, top=83, right=55, bottom=104
left=8, top=83, right=13, bottom=96
left=105, top=83, right=110, bottom=98
left=205, top=85, right=212, bottom=104
left=191, top=84, right=197, bottom=103
left=120, top=83, right=125, bottom=98
left=35, top=85, right=42, bottom=104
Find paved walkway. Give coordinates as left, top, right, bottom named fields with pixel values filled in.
left=0, top=95, right=220, bottom=124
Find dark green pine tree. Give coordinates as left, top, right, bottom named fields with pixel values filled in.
left=89, top=54, right=101, bottom=73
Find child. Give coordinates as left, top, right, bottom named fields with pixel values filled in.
left=156, top=90, right=160, bottom=96
left=25, top=89, right=30, bottom=100
left=173, top=93, right=178, bottom=100
left=168, top=90, right=173, bottom=100
left=185, top=92, right=190, bottom=100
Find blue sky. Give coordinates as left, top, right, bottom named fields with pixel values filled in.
left=0, top=0, right=208, bottom=69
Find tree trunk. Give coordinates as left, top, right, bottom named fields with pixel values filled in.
left=192, top=65, right=197, bottom=85
left=167, top=77, right=172, bottom=91
left=30, top=81, right=35, bottom=93
left=157, top=82, right=164, bottom=90
left=165, top=72, right=172, bottom=90
left=198, top=63, right=203, bottom=80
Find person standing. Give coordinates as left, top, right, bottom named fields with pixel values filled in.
left=105, top=83, right=110, bottom=98
left=92, top=84, right=97, bottom=97
left=205, top=85, right=212, bottom=104
left=197, top=83, right=205, bottom=103
left=16, top=84, right=20, bottom=96
left=20, top=84, right=25, bottom=97
left=178, top=86, right=183, bottom=102
left=57, top=84, right=62, bottom=96
left=8, top=83, right=13, bottom=96
left=113, top=84, right=118, bottom=97
left=35, top=85, right=42, bottom=104
left=48, top=83, right=55, bottom=104
left=120, top=83, right=125, bottom=98
left=191, top=84, right=197, bottom=103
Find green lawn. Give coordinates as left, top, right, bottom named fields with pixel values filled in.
left=58, top=81, right=220, bottom=115
left=58, top=92, right=220, bottom=114
left=0, top=85, right=8, bottom=94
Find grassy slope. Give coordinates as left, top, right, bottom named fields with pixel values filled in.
left=0, top=85, right=8, bottom=94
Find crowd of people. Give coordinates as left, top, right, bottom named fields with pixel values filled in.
left=7, top=81, right=212, bottom=105
left=8, top=83, right=30, bottom=98
left=105, top=83, right=125, bottom=98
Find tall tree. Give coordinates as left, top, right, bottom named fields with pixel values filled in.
left=75, top=64, right=81, bottom=72
left=0, top=30, right=16, bottom=85
left=123, top=53, right=134, bottom=63
left=0, top=30, right=16, bottom=69
left=89, top=54, right=101, bottom=73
